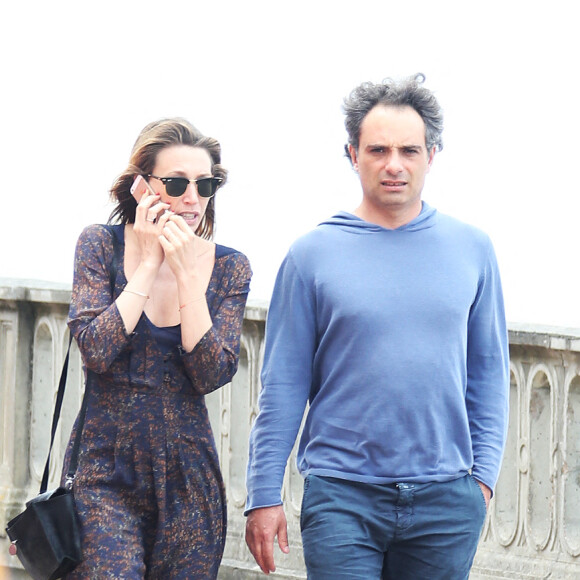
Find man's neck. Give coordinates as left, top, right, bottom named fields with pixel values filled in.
left=353, top=200, right=423, bottom=230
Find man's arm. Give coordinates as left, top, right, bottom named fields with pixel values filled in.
left=245, top=250, right=316, bottom=571
left=466, top=241, right=510, bottom=495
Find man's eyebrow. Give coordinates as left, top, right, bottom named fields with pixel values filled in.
left=365, top=143, right=424, bottom=149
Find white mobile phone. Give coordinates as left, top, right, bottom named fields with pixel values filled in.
left=130, top=175, right=156, bottom=203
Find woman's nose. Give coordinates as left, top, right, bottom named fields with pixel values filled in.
left=182, top=183, right=201, bottom=203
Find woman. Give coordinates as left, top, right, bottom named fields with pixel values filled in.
left=63, top=118, right=251, bottom=578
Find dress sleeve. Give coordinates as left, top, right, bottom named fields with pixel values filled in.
left=466, top=241, right=510, bottom=494
left=180, top=252, right=252, bottom=395
left=67, top=225, right=131, bottom=373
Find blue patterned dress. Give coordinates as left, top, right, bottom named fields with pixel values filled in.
left=62, top=224, right=251, bottom=579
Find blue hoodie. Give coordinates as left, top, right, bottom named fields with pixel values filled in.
left=245, top=203, right=509, bottom=513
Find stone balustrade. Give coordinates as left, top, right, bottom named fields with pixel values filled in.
left=1, top=279, right=579, bottom=579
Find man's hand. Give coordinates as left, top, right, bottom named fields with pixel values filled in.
left=245, top=505, right=289, bottom=574
left=476, top=480, right=491, bottom=509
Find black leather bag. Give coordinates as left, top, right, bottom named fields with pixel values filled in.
left=6, top=487, right=81, bottom=580
left=6, top=336, right=87, bottom=579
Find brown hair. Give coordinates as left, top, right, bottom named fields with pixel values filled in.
left=108, top=118, right=227, bottom=239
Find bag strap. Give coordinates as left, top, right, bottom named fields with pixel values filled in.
left=39, top=334, right=74, bottom=493
left=40, top=224, right=121, bottom=493
left=63, top=370, right=91, bottom=487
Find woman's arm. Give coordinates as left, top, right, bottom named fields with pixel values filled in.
left=68, top=225, right=131, bottom=372
left=70, top=193, right=170, bottom=371
left=115, top=192, right=168, bottom=333
left=180, top=252, right=252, bottom=394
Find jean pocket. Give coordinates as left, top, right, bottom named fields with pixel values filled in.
left=468, top=474, right=488, bottom=514
left=300, top=475, right=313, bottom=531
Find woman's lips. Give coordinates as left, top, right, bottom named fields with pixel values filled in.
left=178, top=212, right=200, bottom=225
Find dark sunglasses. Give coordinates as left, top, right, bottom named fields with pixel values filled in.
left=146, top=174, right=222, bottom=198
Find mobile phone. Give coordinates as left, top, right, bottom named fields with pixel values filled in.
left=130, top=175, right=156, bottom=203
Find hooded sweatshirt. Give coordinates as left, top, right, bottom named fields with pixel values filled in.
left=245, top=203, right=509, bottom=513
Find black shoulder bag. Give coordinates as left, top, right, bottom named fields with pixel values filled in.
left=6, top=224, right=120, bottom=580
left=5, top=335, right=84, bottom=579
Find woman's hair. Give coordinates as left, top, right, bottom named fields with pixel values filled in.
left=343, top=73, right=444, bottom=158
left=108, top=118, right=227, bottom=239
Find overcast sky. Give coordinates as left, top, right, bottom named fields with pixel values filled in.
left=1, top=0, right=578, bottom=328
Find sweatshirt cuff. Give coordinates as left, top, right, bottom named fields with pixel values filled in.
left=244, top=500, right=284, bottom=517
left=244, top=487, right=284, bottom=516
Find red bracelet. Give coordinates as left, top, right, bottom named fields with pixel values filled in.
left=179, top=296, right=205, bottom=310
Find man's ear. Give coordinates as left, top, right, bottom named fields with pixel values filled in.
left=348, top=144, right=359, bottom=171
left=427, top=146, right=436, bottom=168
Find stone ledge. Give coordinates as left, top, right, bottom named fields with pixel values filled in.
left=508, top=321, right=580, bottom=352
left=244, top=299, right=268, bottom=322
left=2, top=279, right=580, bottom=352
left=0, top=278, right=71, bottom=305
left=0, top=278, right=269, bottom=321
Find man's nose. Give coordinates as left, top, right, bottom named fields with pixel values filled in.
left=384, top=151, right=403, bottom=174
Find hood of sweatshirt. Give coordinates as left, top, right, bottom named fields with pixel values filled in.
left=319, top=201, right=438, bottom=233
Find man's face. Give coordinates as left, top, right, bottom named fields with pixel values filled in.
left=349, top=105, right=435, bottom=221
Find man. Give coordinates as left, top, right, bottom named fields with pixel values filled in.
left=245, top=74, right=509, bottom=579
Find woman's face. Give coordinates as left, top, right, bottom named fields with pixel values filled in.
left=148, top=145, right=213, bottom=230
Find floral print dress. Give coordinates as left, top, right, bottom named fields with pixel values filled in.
left=62, top=224, right=251, bottom=579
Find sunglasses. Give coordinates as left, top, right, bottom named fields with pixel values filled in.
left=146, top=174, right=222, bottom=198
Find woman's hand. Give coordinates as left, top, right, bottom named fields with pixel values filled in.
left=133, top=192, right=171, bottom=269
left=158, top=214, right=200, bottom=280
left=160, top=214, right=213, bottom=352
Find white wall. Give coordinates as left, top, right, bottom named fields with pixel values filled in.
left=1, top=1, right=578, bottom=327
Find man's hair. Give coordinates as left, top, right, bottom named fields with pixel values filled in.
left=108, top=118, right=227, bottom=239
left=343, top=73, right=443, bottom=157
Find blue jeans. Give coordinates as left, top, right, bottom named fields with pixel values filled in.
left=300, top=474, right=486, bottom=580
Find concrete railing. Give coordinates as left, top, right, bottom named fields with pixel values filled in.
left=1, top=278, right=579, bottom=579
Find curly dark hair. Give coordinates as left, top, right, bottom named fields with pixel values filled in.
left=343, top=73, right=443, bottom=161
left=108, top=118, right=227, bottom=239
